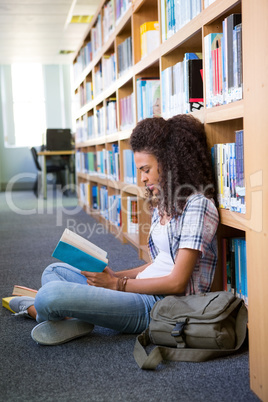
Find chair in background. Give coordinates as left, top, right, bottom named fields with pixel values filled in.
left=30, top=147, right=67, bottom=197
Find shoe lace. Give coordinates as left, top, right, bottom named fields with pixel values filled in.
left=12, top=310, right=29, bottom=317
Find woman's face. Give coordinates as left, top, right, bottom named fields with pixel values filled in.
left=134, top=152, right=160, bottom=195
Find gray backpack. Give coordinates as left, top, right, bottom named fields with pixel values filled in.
left=134, top=291, right=248, bottom=369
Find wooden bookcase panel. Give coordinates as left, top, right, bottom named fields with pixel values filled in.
left=73, top=0, right=268, bottom=397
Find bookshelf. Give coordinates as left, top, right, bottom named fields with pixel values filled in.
left=73, top=0, right=268, bottom=399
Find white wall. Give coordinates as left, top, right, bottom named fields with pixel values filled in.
left=0, top=64, right=73, bottom=190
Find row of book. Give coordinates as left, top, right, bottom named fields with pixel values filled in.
left=118, top=36, right=133, bottom=77
left=75, top=114, right=95, bottom=143
left=161, top=52, right=203, bottom=118
left=79, top=182, right=138, bottom=234
left=222, top=237, right=247, bottom=305
left=103, top=0, right=115, bottom=43
left=204, top=14, right=242, bottom=107
left=73, top=41, right=92, bottom=79
left=136, top=78, right=161, bottom=121
left=103, top=53, right=116, bottom=89
left=119, top=92, right=135, bottom=131
left=106, top=99, right=118, bottom=135
left=161, top=0, right=202, bottom=42
left=76, top=145, right=120, bottom=181
left=140, top=21, right=160, bottom=59
left=212, top=129, right=245, bottom=214
left=76, top=147, right=137, bottom=185
left=73, top=1, right=131, bottom=82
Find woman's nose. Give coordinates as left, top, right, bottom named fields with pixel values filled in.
left=141, top=171, right=147, bottom=183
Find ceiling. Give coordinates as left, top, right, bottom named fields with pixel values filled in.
left=0, top=0, right=101, bottom=65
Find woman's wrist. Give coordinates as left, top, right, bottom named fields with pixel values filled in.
left=116, top=276, right=130, bottom=292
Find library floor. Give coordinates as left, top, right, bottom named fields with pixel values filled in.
left=0, top=190, right=260, bottom=402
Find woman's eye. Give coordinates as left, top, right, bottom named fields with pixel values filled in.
left=144, top=170, right=149, bottom=174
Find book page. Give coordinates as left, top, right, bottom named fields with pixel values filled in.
left=61, top=229, right=108, bottom=264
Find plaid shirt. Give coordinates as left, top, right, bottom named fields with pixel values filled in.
left=148, top=193, right=219, bottom=295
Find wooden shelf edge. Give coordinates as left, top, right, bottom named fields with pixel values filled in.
left=219, top=208, right=248, bottom=231
left=202, top=0, right=241, bottom=25
left=205, top=100, right=244, bottom=123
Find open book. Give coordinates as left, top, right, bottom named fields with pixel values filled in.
left=52, top=229, right=108, bottom=272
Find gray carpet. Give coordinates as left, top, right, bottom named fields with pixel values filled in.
left=0, top=190, right=259, bottom=402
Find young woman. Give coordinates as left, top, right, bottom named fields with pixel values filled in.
left=10, top=114, right=219, bottom=345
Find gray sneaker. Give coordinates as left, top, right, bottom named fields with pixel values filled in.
left=9, top=296, right=35, bottom=319
left=31, top=319, right=94, bottom=345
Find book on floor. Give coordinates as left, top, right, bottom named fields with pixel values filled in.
left=2, top=297, right=16, bottom=313
left=12, top=285, right=38, bottom=298
left=52, top=228, right=108, bottom=272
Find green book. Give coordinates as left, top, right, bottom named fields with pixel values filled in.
left=52, top=229, right=108, bottom=272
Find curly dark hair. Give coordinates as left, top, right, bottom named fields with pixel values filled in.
left=130, top=114, right=217, bottom=218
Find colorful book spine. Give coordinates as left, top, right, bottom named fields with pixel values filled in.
left=140, top=21, right=160, bottom=59
left=123, top=149, right=136, bottom=184
left=222, top=237, right=247, bottom=304
left=136, top=78, right=160, bottom=121
left=212, top=130, right=245, bottom=213
left=127, top=196, right=139, bottom=234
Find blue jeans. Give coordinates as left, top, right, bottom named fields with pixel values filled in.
left=34, top=263, right=164, bottom=334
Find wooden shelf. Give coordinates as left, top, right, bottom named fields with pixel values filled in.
left=73, top=1, right=268, bottom=398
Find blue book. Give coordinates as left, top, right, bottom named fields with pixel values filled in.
left=52, top=229, right=108, bottom=272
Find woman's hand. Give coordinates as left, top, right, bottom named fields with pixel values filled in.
left=81, top=266, right=118, bottom=290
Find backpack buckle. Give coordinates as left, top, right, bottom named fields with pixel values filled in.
left=171, top=318, right=188, bottom=337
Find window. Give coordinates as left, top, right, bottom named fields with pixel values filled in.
left=11, top=63, right=46, bottom=147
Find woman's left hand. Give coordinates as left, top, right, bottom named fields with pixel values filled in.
left=81, top=267, right=118, bottom=290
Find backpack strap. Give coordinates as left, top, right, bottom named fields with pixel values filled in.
left=134, top=300, right=248, bottom=369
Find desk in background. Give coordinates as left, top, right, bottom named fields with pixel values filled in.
left=38, top=150, right=75, bottom=199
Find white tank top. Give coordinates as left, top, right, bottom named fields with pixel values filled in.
left=136, top=220, right=174, bottom=279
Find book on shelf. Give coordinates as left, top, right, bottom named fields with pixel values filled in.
left=106, top=97, right=118, bottom=135
left=120, top=92, right=134, bottom=130
left=136, top=78, right=160, bottom=121
left=117, top=36, right=132, bottom=77
left=115, top=0, right=131, bottom=23
left=92, top=13, right=102, bottom=58
left=161, top=0, right=202, bottom=42
left=123, top=149, right=136, bottom=184
left=204, top=13, right=242, bottom=108
left=92, top=185, right=99, bottom=209
left=212, top=129, right=245, bottom=213
left=52, top=229, right=108, bottom=272
left=103, top=0, right=115, bottom=43
left=12, top=285, right=38, bottom=298
left=99, top=186, right=109, bottom=219
left=102, top=53, right=116, bottom=88
left=140, top=21, right=160, bottom=59
left=108, top=194, right=121, bottom=226
left=161, top=52, right=203, bottom=118
left=127, top=196, right=139, bottom=234
left=222, top=237, right=247, bottom=305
